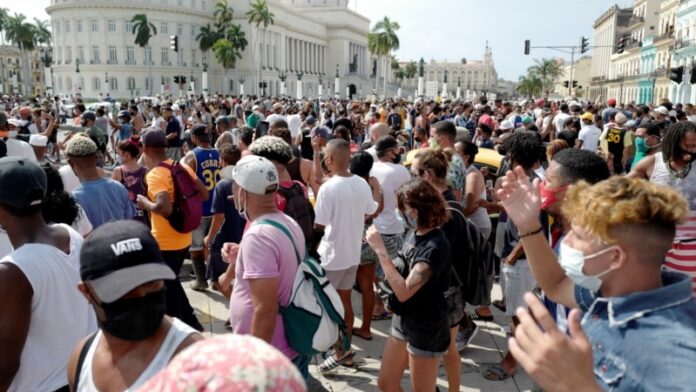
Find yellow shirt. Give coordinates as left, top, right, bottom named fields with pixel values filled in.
left=379, top=107, right=388, bottom=123
left=146, top=160, right=198, bottom=251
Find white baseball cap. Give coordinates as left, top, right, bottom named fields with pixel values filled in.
left=232, top=155, right=279, bottom=195
left=500, top=120, right=514, bottom=130
left=655, top=106, right=669, bottom=115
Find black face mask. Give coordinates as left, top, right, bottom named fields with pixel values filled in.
left=99, top=288, right=166, bottom=341
left=391, top=152, right=402, bottom=164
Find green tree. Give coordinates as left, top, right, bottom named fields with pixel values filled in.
left=517, top=74, right=542, bottom=98
left=131, top=14, right=157, bottom=95
left=246, top=0, right=274, bottom=95
left=214, top=0, right=234, bottom=28
left=0, top=8, right=9, bottom=45
left=33, top=18, right=51, bottom=46
left=527, top=58, right=563, bottom=97
left=372, top=16, right=400, bottom=97
left=5, top=13, right=35, bottom=95
left=404, top=60, right=418, bottom=81
left=368, top=31, right=388, bottom=92
left=197, top=23, right=221, bottom=70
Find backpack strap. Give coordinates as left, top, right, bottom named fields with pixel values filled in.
left=73, top=332, right=97, bottom=390
left=255, top=219, right=303, bottom=265
left=445, top=203, right=467, bottom=288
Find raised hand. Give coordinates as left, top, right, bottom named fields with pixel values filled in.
left=496, top=166, right=542, bottom=233
left=508, top=293, right=599, bottom=392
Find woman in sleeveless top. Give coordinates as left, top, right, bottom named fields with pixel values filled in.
left=456, top=140, right=492, bottom=239
left=629, top=122, right=696, bottom=294
left=113, top=139, right=149, bottom=226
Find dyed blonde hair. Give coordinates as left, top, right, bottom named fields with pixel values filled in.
left=562, top=177, right=688, bottom=246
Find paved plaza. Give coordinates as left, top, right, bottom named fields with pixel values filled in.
left=181, top=262, right=535, bottom=392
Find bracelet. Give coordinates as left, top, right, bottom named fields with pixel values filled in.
left=519, top=226, right=543, bottom=238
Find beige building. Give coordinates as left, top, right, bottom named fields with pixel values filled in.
left=589, top=5, right=633, bottom=102
left=553, top=56, right=592, bottom=98
left=47, top=0, right=373, bottom=99
left=0, top=45, right=47, bottom=97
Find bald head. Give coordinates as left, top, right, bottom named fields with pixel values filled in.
left=370, top=122, right=390, bottom=143
left=325, top=139, right=351, bottom=171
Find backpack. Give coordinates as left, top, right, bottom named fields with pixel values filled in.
left=157, top=161, right=203, bottom=233
left=256, top=219, right=349, bottom=355
left=446, top=200, right=495, bottom=306
left=388, top=113, right=402, bottom=131
left=277, top=182, right=315, bottom=248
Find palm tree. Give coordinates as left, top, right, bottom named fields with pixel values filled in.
left=214, top=0, right=234, bottom=28
left=368, top=31, right=388, bottom=92
left=394, top=67, right=405, bottom=87
left=404, top=61, right=417, bottom=82
left=527, top=58, right=563, bottom=97
left=213, top=37, right=244, bottom=93
left=197, top=23, right=221, bottom=70
left=246, top=0, right=274, bottom=95
left=5, top=13, right=35, bottom=95
left=33, top=18, right=51, bottom=46
left=372, top=17, right=400, bottom=98
left=0, top=8, right=9, bottom=45
left=517, top=74, right=542, bottom=98
left=131, top=14, right=157, bottom=96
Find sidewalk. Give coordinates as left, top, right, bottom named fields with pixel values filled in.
left=181, top=262, right=535, bottom=392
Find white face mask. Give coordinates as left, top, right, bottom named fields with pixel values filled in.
left=558, top=242, right=617, bottom=293
left=8, top=130, right=17, bottom=139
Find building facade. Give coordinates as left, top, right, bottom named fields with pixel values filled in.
left=397, top=44, right=498, bottom=98
left=0, top=46, right=47, bottom=97
left=671, top=0, right=696, bottom=103
left=589, top=5, right=633, bottom=102
left=553, top=56, right=592, bottom=98
left=46, top=0, right=372, bottom=99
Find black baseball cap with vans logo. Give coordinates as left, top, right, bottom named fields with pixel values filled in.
left=80, top=220, right=175, bottom=304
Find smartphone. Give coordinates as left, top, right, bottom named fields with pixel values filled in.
left=256, top=120, right=270, bottom=139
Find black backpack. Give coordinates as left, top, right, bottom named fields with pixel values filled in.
left=446, top=200, right=496, bottom=306
left=277, top=182, right=315, bottom=248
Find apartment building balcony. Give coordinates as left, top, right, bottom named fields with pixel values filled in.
left=654, top=30, right=675, bottom=43
left=675, top=39, right=696, bottom=51
left=628, top=15, right=645, bottom=29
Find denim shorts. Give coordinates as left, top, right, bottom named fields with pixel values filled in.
left=390, top=314, right=450, bottom=358
left=190, top=216, right=213, bottom=252
left=501, top=259, right=537, bottom=316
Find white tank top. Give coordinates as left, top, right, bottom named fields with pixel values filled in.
left=650, top=152, right=696, bottom=213
left=77, top=318, right=198, bottom=392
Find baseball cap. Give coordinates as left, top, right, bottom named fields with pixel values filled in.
left=655, top=106, right=669, bottom=115
left=0, top=157, right=47, bottom=210
left=80, top=220, right=175, bottom=303
left=305, top=116, right=317, bottom=126
left=232, top=155, right=279, bottom=195
left=311, top=126, right=329, bottom=140
left=580, top=112, right=594, bottom=121
left=215, top=116, right=231, bottom=125
left=499, top=120, right=514, bottom=130
left=521, top=115, right=534, bottom=124
left=141, top=129, right=167, bottom=148
left=82, top=111, right=96, bottom=122
left=608, top=98, right=617, bottom=106
left=66, top=136, right=98, bottom=157
left=375, top=135, right=398, bottom=153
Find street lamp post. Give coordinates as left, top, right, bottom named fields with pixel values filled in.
left=40, top=47, right=53, bottom=97
left=296, top=72, right=304, bottom=100
left=74, top=59, right=81, bottom=96
left=104, top=72, right=109, bottom=99
left=318, top=74, right=324, bottom=98
left=334, top=64, right=340, bottom=98
left=279, top=70, right=287, bottom=96
left=190, top=72, right=195, bottom=97
left=456, top=76, right=462, bottom=100
left=239, top=76, right=245, bottom=96
left=202, top=60, right=209, bottom=99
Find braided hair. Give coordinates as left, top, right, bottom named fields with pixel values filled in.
left=662, top=121, right=696, bottom=162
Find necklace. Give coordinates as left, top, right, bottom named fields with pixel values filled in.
left=667, top=158, right=692, bottom=181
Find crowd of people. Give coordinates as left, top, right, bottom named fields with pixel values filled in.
left=0, top=89, right=694, bottom=391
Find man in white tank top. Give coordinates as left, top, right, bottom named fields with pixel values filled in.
left=0, top=157, right=97, bottom=392
left=67, top=220, right=203, bottom=391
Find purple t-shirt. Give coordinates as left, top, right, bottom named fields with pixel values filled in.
left=229, top=212, right=305, bottom=359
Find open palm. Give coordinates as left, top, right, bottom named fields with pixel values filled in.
left=496, top=166, right=542, bottom=233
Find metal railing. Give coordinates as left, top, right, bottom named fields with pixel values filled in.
left=675, top=39, right=696, bottom=50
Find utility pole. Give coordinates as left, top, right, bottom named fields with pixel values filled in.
left=568, top=46, right=576, bottom=97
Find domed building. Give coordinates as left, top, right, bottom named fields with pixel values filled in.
left=46, top=0, right=372, bottom=98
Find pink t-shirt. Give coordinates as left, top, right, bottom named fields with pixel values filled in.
left=229, top=212, right=305, bottom=359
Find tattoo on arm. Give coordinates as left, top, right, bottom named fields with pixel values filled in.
left=405, top=262, right=432, bottom=291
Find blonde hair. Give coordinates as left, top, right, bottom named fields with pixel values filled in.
left=562, top=177, right=688, bottom=245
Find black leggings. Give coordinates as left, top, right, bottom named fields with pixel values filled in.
left=161, top=249, right=204, bottom=331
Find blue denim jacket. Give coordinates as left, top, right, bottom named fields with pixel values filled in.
left=575, top=271, right=696, bottom=391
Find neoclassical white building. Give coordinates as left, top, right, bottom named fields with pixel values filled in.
left=46, top=0, right=372, bottom=98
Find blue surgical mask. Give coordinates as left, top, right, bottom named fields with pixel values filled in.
left=558, top=242, right=617, bottom=293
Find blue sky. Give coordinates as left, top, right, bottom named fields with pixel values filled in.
left=2, top=0, right=635, bottom=80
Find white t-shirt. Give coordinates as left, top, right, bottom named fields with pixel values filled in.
left=59, top=165, right=81, bottom=193
left=371, top=161, right=410, bottom=235
left=265, top=114, right=287, bottom=127
left=5, top=138, right=37, bottom=162
left=287, top=114, right=301, bottom=138
left=553, top=112, right=571, bottom=132
left=314, top=175, right=378, bottom=271
left=0, top=233, right=12, bottom=259
left=578, top=125, right=602, bottom=152
left=3, top=224, right=97, bottom=392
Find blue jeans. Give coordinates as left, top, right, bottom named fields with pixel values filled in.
left=292, top=353, right=312, bottom=381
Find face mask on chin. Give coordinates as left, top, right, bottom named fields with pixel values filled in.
left=539, top=180, right=568, bottom=211
left=558, top=242, right=617, bottom=293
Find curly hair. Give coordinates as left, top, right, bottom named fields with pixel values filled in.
left=249, top=136, right=293, bottom=166
left=508, top=131, right=542, bottom=170
left=662, top=121, right=696, bottom=162
left=562, top=177, right=687, bottom=254
left=397, top=178, right=449, bottom=229
left=41, top=163, right=79, bottom=226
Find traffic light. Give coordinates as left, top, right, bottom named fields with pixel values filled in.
left=524, top=40, right=531, bottom=55
left=572, top=80, right=578, bottom=88
left=181, top=76, right=187, bottom=84
left=690, top=66, right=696, bottom=84
left=170, top=35, right=179, bottom=52
left=580, top=36, right=589, bottom=54
left=563, top=81, right=569, bottom=88
left=617, top=36, right=627, bottom=54
left=670, top=66, right=684, bottom=84
left=173, top=75, right=180, bottom=84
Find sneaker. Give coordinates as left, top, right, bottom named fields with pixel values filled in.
left=456, top=323, right=479, bottom=352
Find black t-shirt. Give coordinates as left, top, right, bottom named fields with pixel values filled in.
left=399, top=228, right=450, bottom=322
left=557, top=130, right=578, bottom=147
left=333, top=117, right=353, bottom=134
left=299, top=128, right=313, bottom=161
left=165, top=117, right=182, bottom=147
